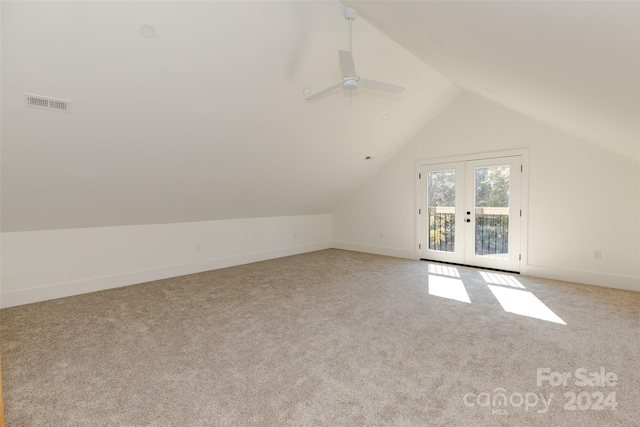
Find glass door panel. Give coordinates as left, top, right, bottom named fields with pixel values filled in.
left=427, top=170, right=456, bottom=252
left=465, top=157, right=521, bottom=272
left=474, top=165, right=510, bottom=259
left=420, top=162, right=464, bottom=264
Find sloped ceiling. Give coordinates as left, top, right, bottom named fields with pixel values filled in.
left=345, top=0, right=640, bottom=160
left=1, top=1, right=460, bottom=232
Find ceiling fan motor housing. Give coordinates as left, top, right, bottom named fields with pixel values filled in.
left=343, top=78, right=359, bottom=91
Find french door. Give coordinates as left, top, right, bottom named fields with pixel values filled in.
left=419, top=156, right=522, bottom=272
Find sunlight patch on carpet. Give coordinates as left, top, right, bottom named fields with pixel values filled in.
left=480, top=271, right=525, bottom=288
left=428, top=275, right=471, bottom=303
left=488, top=285, right=566, bottom=324
left=428, top=264, right=461, bottom=278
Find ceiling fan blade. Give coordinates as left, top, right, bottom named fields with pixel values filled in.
left=305, top=82, right=343, bottom=102
left=359, top=78, right=405, bottom=94
left=338, top=50, right=357, bottom=78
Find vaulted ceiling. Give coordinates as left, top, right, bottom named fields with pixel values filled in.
left=345, top=0, right=640, bottom=160
left=2, top=1, right=638, bottom=232
left=1, top=1, right=459, bottom=231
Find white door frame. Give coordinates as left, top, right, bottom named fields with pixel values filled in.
left=414, top=148, right=529, bottom=272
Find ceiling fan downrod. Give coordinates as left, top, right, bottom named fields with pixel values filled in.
left=344, top=7, right=357, bottom=52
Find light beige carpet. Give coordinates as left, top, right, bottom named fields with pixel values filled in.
left=1, top=249, right=638, bottom=426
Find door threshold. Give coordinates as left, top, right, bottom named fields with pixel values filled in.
left=419, top=258, right=519, bottom=275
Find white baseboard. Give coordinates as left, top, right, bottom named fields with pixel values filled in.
left=522, top=264, right=639, bottom=292
left=3, top=242, right=636, bottom=309
left=332, top=241, right=417, bottom=260
left=0, top=242, right=332, bottom=308
left=332, top=242, right=639, bottom=293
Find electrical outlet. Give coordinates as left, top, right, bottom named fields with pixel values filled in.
left=593, top=250, right=602, bottom=259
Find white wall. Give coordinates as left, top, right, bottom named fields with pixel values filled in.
left=333, top=93, right=640, bottom=291
left=2, top=92, right=637, bottom=309
left=0, top=214, right=332, bottom=308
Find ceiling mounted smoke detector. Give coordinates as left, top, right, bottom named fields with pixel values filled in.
left=140, top=24, right=157, bottom=39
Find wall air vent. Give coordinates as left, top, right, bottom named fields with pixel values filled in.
left=25, top=94, right=71, bottom=113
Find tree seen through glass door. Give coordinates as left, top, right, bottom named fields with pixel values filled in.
left=427, top=170, right=456, bottom=252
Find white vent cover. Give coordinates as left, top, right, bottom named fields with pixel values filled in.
left=25, top=94, right=71, bottom=113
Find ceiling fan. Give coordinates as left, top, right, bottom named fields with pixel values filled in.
left=305, top=7, right=406, bottom=102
